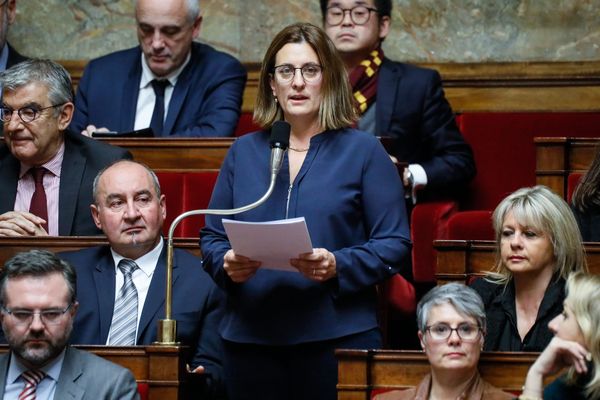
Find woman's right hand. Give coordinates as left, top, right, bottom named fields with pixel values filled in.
left=223, top=249, right=261, bottom=283
left=522, top=336, right=591, bottom=398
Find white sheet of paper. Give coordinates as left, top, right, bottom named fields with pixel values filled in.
left=222, top=217, right=313, bottom=272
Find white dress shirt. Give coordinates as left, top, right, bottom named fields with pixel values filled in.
left=134, top=53, right=191, bottom=131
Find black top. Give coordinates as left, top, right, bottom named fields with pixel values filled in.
left=571, top=204, right=600, bottom=242
left=470, top=276, right=565, bottom=351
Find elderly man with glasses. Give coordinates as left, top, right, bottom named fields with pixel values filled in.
left=0, top=250, right=139, bottom=399
left=0, top=59, right=131, bottom=237
left=321, top=0, right=475, bottom=204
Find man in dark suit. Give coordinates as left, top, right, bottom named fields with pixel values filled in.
left=0, top=59, right=131, bottom=237
left=60, top=160, right=225, bottom=398
left=70, top=0, right=246, bottom=138
left=322, top=0, right=475, bottom=202
left=0, top=250, right=139, bottom=399
left=0, top=0, right=27, bottom=71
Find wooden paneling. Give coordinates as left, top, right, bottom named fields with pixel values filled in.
left=535, top=137, right=600, bottom=198
left=337, top=349, right=557, bottom=400
left=434, top=239, right=600, bottom=284
left=99, top=137, right=234, bottom=172
left=60, top=60, right=600, bottom=114
left=0, top=236, right=201, bottom=266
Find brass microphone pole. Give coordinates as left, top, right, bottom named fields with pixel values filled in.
left=156, top=122, right=290, bottom=344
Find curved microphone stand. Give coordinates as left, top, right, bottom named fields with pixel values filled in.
left=157, top=122, right=289, bottom=344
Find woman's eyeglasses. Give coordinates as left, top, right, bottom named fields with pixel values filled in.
left=425, top=322, right=481, bottom=341
left=272, top=63, right=323, bottom=83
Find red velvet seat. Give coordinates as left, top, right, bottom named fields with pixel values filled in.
left=156, top=171, right=219, bottom=238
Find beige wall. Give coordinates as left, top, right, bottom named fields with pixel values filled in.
left=8, top=0, right=600, bottom=63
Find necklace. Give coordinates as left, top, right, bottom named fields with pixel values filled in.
left=288, top=145, right=309, bottom=152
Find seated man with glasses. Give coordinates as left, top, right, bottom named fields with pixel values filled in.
left=0, top=250, right=139, bottom=399
left=374, top=283, right=511, bottom=400
left=321, top=0, right=475, bottom=204
left=0, top=59, right=131, bottom=237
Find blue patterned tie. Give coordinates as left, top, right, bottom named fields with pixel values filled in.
left=109, top=259, right=139, bottom=345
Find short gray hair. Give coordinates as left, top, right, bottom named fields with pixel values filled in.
left=0, top=59, right=73, bottom=110
left=135, top=0, right=200, bottom=24
left=92, top=160, right=162, bottom=205
left=416, top=283, right=486, bottom=334
left=0, top=250, right=77, bottom=306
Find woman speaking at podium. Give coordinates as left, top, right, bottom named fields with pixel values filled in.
left=201, top=22, right=410, bottom=400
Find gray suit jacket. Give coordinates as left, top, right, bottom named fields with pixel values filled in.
left=0, top=347, right=139, bottom=400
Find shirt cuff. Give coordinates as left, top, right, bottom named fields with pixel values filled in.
left=407, top=164, right=428, bottom=203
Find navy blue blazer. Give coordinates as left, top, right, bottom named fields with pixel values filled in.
left=6, top=43, right=28, bottom=69
left=201, top=129, right=410, bottom=346
left=0, top=130, right=131, bottom=235
left=70, top=42, right=246, bottom=137
left=61, top=245, right=225, bottom=396
left=375, top=58, right=475, bottom=197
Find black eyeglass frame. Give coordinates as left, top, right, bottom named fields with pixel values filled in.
left=325, top=6, right=379, bottom=26
left=425, top=322, right=483, bottom=342
left=0, top=103, right=67, bottom=123
left=1, top=303, right=74, bottom=326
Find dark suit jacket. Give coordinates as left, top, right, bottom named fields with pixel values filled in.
left=0, top=130, right=132, bottom=235
left=70, top=42, right=247, bottom=137
left=6, top=43, right=28, bottom=69
left=0, top=347, right=139, bottom=399
left=375, top=58, right=476, bottom=198
left=61, top=245, right=224, bottom=396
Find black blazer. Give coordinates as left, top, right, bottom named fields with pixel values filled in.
left=0, top=130, right=131, bottom=235
left=375, top=58, right=476, bottom=198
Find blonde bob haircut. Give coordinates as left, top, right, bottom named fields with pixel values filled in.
left=488, top=185, right=587, bottom=284
left=253, top=22, right=357, bottom=130
left=564, top=272, right=600, bottom=399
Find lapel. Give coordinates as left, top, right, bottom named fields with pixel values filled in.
left=375, top=58, right=401, bottom=137
left=0, top=353, right=10, bottom=398
left=58, top=134, right=85, bottom=236
left=162, top=62, right=193, bottom=137
left=120, top=55, right=143, bottom=132
left=0, top=152, right=19, bottom=213
left=54, top=348, right=85, bottom=400
left=93, top=248, right=118, bottom=343
left=137, top=246, right=180, bottom=341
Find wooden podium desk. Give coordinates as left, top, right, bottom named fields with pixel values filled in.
left=0, top=236, right=202, bottom=266
left=98, top=137, right=234, bottom=172
left=337, top=349, right=556, bottom=400
left=434, top=239, right=600, bottom=284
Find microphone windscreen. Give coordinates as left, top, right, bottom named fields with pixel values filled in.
left=269, top=121, right=290, bottom=149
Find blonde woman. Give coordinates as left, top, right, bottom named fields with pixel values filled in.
left=521, top=272, right=600, bottom=399
left=471, top=186, right=587, bottom=351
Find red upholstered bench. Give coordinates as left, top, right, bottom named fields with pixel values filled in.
left=156, top=171, right=219, bottom=238
left=435, top=112, right=600, bottom=245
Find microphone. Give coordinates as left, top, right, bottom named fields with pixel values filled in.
left=158, top=121, right=290, bottom=344
left=269, top=120, right=290, bottom=177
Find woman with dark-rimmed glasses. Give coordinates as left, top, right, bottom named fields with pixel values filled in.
left=375, top=283, right=511, bottom=400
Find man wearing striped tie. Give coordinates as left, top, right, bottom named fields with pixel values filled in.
left=0, top=250, right=139, bottom=399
